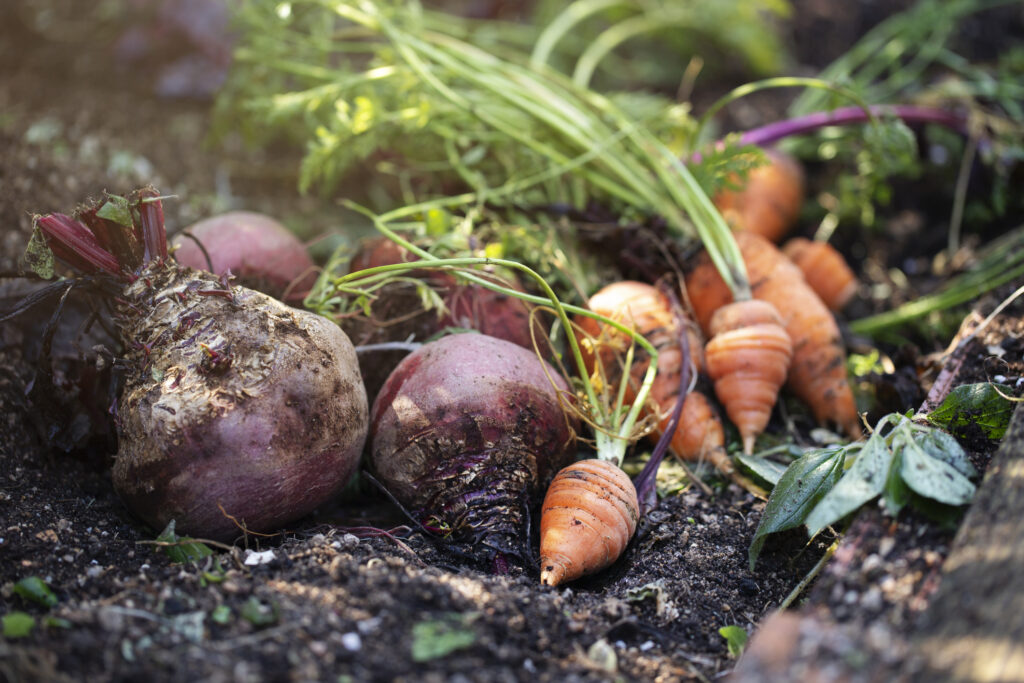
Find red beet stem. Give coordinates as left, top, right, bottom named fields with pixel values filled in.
left=137, top=188, right=168, bottom=263
left=36, top=213, right=121, bottom=275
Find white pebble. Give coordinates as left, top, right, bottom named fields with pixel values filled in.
left=341, top=632, right=362, bottom=652
left=243, top=549, right=277, bottom=566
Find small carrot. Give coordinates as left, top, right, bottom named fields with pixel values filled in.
left=575, top=281, right=730, bottom=472
left=704, top=300, right=793, bottom=454
left=782, top=237, right=859, bottom=311
left=539, top=458, right=638, bottom=587
left=713, top=148, right=805, bottom=244
left=686, top=232, right=862, bottom=438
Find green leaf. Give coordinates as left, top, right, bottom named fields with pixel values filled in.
left=411, top=614, right=477, bottom=662
left=96, top=195, right=133, bottom=227
left=896, top=427, right=976, bottom=506
left=23, top=226, right=55, bottom=280
left=718, top=625, right=748, bottom=658
left=14, top=576, right=58, bottom=608
left=241, top=597, right=278, bottom=627
left=748, top=447, right=846, bottom=570
left=155, top=521, right=214, bottom=564
left=735, top=453, right=790, bottom=488
left=883, top=445, right=912, bottom=516
left=43, top=616, right=72, bottom=629
left=914, top=428, right=978, bottom=480
left=926, top=383, right=1015, bottom=440
left=3, top=612, right=35, bottom=638
left=805, top=431, right=890, bottom=537
left=211, top=605, right=231, bottom=625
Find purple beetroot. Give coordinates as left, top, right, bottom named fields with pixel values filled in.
left=33, top=189, right=368, bottom=541
left=370, top=333, right=578, bottom=561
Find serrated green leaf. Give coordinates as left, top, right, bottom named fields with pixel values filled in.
left=718, top=625, right=748, bottom=658
left=14, top=576, right=58, bottom=608
left=735, top=453, right=790, bottom=487
left=23, top=226, right=55, bottom=280
left=805, top=431, right=891, bottom=537
left=96, top=195, right=133, bottom=227
left=748, top=447, right=846, bottom=570
left=926, top=383, right=1015, bottom=440
left=155, top=521, right=214, bottom=564
left=411, top=614, right=477, bottom=662
left=897, top=429, right=976, bottom=506
left=3, top=612, right=35, bottom=638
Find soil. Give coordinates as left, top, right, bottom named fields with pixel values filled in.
left=2, top=2, right=1023, bottom=682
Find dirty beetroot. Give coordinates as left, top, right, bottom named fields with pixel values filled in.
left=1, top=3, right=1019, bottom=683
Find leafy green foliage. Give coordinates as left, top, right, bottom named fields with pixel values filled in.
left=718, top=625, right=748, bottom=658
left=750, top=414, right=979, bottom=569
left=155, top=521, right=214, bottom=564
left=13, top=577, right=58, bottom=608
left=411, top=613, right=478, bottom=662
left=23, top=226, right=55, bottom=280
left=2, top=612, right=35, bottom=639
left=927, top=382, right=1015, bottom=440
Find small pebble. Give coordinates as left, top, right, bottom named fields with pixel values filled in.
left=340, top=632, right=362, bottom=652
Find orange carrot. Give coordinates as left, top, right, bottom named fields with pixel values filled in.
left=704, top=300, right=793, bottom=454
left=713, top=148, right=805, bottom=244
left=686, top=232, right=862, bottom=438
left=575, top=281, right=730, bottom=472
left=539, top=458, right=638, bottom=586
left=782, top=237, right=859, bottom=311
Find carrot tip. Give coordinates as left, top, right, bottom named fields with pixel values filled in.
left=742, top=434, right=756, bottom=455
left=540, top=564, right=565, bottom=587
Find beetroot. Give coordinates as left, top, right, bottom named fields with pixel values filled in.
left=171, top=211, right=316, bottom=301
left=370, top=333, right=577, bottom=560
left=34, top=190, right=368, bottom=541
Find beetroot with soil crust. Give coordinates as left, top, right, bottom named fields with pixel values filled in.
left=171, top=211, right=316, bottom=301
left=34, top=189, right=368, bottom=542
left=370, top=333, right=577, bottom=561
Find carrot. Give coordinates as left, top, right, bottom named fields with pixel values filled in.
left=686, top=231, right=862, bottom=438
left=539, top=458, right=638, bottom=587
left=704, top=300, right=793, bottom=454
left=713, top=148, right=805, bottom=244
left=782, top=237, right=859, bottom=311
left=575, top=281, right=731, bottom=473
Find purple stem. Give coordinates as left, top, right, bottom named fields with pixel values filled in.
left=690, top=105, right=971, bottom=162
left=632, top=303, right=691, bottom=516
left=137, top=188, right=168, bottom=264
left=36, top=214, right=121, bottom=275
left=739, top=105, right=969, bottom=148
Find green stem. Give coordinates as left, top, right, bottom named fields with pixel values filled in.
left=339, top=208, right=657, bottom=466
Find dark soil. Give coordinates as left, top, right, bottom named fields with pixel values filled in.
left=2, top=2, right=1022, bottom=682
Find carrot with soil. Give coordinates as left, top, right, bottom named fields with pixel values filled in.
left=31, top=189, right=369, bottom=542
left=575, top=280, right=731, bottom=471
left=686, top=231, right=862, bottom=438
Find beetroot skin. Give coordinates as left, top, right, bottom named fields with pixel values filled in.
left=370, top=333, right=577, bottom=559
left=171, top=211, right=316, bottom=300
left=36, top=191, right=368, bottom=542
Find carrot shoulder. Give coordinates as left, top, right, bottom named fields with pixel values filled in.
left=539, top=459, right=638, bottom=587
left=686, top=232, right=862, bottom=439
